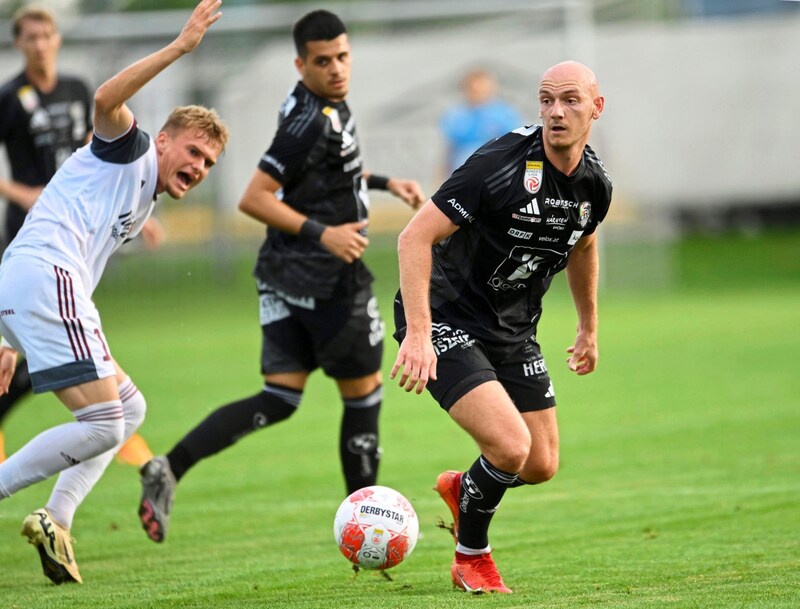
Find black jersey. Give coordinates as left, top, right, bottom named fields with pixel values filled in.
left=255, top=82, right=372, bottom=299
left=0, top=72, right=92, bottom=240
left=427, top=125, right=613, bottom=344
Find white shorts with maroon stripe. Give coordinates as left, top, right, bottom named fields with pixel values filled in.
left=0, top=254, right=115, bottom=393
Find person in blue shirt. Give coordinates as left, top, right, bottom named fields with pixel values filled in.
left=440, top=69, right=523, bottom=176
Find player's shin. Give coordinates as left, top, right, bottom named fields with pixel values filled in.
left=166, top=383, right=300, bottom=481
left=0, top=401, right=124, bottom=498
left=340, top=386, right=383, bottom=494
left=456, top=455, right=517, bottom=552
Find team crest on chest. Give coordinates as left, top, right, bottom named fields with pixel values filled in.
left=578, top=201, right=592, bottom=228
left=524, top=161, right=543, bottom=194
left=322, top=106, right=342, bottom=133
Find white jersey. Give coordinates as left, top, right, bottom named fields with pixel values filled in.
left=3, top=121, right=157, bottom=293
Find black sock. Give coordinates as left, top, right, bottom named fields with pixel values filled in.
left=458, top=455, right=517, bottom=550
left=509, top=475, right=535, bottom=488
left=0, top=359, right=32, bottom=423
left=340, top=386, right=382, bottom=495
left=167, top=383, right=301, bottom=481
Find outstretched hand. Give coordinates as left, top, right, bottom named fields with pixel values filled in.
left=388, top=178, right=425, bottom=210
left=175, top=0, right=223, bottom=54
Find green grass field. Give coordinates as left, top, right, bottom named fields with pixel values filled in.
left=1, top=231, right=798, bottom=609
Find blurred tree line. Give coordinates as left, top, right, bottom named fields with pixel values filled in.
left=80, top=0, right=308, bottom=11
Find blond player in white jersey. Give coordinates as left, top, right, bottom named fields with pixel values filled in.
left=0, top=0, right=228, bottom=585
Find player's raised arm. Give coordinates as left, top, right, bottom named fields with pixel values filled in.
left=93, top=0, right=222, bottom=140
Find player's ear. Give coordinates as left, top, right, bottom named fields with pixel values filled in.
left=592, top=96, right=604, bottom=120
left=294, top=56, right=305, bottom=76
left=155, top=131, right=171, bottom=153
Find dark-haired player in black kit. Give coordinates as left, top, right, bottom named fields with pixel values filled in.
left=0, top=6, right=155, bottom=467
left=391, top=61, right=612, bottom=594
left=138, top=9, right=424, bottom=543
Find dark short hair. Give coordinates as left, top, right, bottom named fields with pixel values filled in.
left=292, top=10, right=346, bottom=58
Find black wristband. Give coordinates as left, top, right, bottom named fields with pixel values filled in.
left=366, top=174, right=390, bottom=190
left=299, top=219, right=326, bottom=242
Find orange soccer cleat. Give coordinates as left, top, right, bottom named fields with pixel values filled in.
left=434, top=470, right=462, bottom=542
left=451, top=551, right=512, bottom=594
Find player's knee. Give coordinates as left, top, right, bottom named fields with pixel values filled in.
left=256, top=384, right=300, bottom=425
left=79, top=411, right=125, bottom=452
left=492, top=432, right=531, bottom=474
left=119, top=377, right=147, bottom=436
left=521, top=451, right=559, bottom=484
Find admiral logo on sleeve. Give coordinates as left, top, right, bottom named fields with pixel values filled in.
left=448, top=198, right=475, bottom=223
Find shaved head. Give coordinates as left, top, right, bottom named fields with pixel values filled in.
left=540, top=61, right=599, bottom=97
left=537, top=60, right=604, bottom=175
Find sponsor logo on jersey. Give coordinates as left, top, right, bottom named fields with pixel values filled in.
left=546, top=216, right=568, bottom=230
left=519, top=198, right=540, bottom=215
left=488, top=246, right=567, bottom=292
left=522, top=357, right=548, bottom=377
left=111, top=211, right=135, bottom=241
left=430, top=322, right=474, bottom=355
left=568, top=230, right=584, bottom=245
left=512, top=213, right=542, bottom=223
left=340, top=128, right=357, bottom=156
left=0, top=309, right=15, bottom=317
left=545, top=197, right=578, bottom=209
left=447, top=198, right=475, bottom=223
left=544, top=381, right=556, bottom=399
left=539, top=235, right=560, bottom=243
left=512, top=198, right=542, bottom=222
left=579, top=201, right=592, bottom=227
left=508, top=228, right=533, bottom=240
left=524, top=161, right=543, bottom=194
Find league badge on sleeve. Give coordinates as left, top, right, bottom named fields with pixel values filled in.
left=524, top=161, right=543, bottom=194
left=578, top=201, right=592, bottom=228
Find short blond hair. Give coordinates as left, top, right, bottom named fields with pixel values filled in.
left=159, top=105, right=229, bottom=152
left=13, top=5, right=57, bottom=39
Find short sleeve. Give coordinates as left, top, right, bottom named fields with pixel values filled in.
left=430, top=151, right=495, bottom=226
left=258, top=101, right=322, bottom=185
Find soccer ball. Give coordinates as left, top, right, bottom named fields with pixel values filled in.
left=333, top=485, right=419, bottom=570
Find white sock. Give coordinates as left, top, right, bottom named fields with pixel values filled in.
left=456, top=543, right=492, bottom=556
left=47, top=378, right=147, bottom=529
left=0, top=401, right=124, bottom=500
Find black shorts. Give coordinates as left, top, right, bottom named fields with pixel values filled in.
left=393, top=298, right=556, bottom=412
left=258, top=280, right=384, bottom=379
